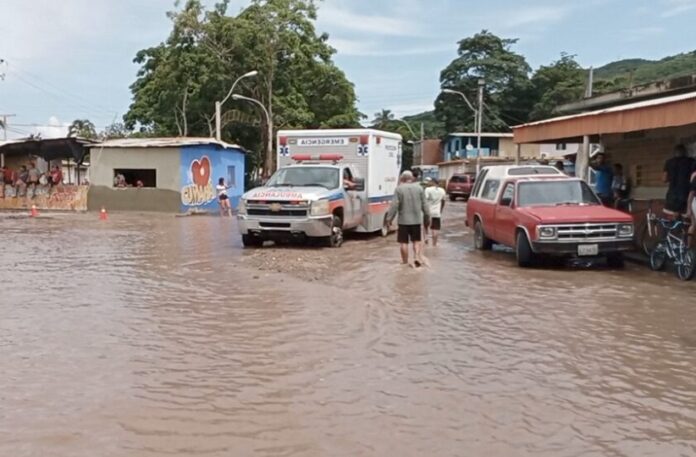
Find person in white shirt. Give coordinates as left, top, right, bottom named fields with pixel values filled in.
left=424, top=178, right=446, bottom=246
left=216, top=177, right=232, bottom=217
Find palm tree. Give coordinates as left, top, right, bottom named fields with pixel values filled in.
left=67, top=119, right=97, bottom=139
left=371, top=109, right=394, bottom=129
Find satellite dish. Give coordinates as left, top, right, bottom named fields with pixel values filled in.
left=466, top=144, right=474, bottom=151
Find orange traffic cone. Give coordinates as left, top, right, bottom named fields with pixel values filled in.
left=30, top=205, right=39, bottom=218
left=99, top=207, right=108, bottom=220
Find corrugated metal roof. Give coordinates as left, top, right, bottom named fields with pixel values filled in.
left=448, top=132, right=514, bottom=138
left=514, top=91, right=696, bottom=129
left=88, top=137, right=245, bottom=151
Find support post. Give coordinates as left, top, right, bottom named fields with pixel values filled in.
left=579, top=135, right=590, bottom=181
left=515, top=143, right=521, bottom=165
left=215, top=101, right=222, bottom=142
left=475, top=80, right=485, bottom=176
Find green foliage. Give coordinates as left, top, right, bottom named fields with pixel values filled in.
left=124, top=0, right=361, bottom=172
left=435, top=30, right=532, bottom=134
left=67, top=119, right=97, bottom=139
left=529, top=53, right=586, bottom=120
left=592, top=51, right=696, bottom=92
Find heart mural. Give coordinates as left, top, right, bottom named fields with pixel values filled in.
left=191, top=156, right=211, bottom=187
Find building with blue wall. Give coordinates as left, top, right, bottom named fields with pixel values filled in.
left=88, top=138, right=245, bottom=213
left=443, top=133, right=514, bottom=161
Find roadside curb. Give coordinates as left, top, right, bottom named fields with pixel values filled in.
left=624, top=251, right=649, bottom=267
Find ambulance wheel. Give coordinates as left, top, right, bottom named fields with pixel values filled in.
left=327, top=215, right=344, bottom=248
left=242, top=234, right=263, bottom=248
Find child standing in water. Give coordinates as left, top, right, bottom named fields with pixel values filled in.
left=217, top=177, right=232, bottom=217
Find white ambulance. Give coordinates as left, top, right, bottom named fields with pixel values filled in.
left=238, top=129, right=402, bottom=247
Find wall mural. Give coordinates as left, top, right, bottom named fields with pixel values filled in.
left=181, top=156, right=216, bottom=207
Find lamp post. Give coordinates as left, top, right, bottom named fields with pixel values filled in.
left=215, top=70, right=258, bottom=141
left=443, top=83, right=484, bottom=175
left=232, top=94, right=273, bottom=176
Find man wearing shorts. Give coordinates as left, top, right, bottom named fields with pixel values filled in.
left=424, top=178, right=446, bottom=246
left=387, top=170, right=429, bottom=267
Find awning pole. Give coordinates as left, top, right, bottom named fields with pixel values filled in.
left=580, top=135, right=590, bottom=181
left=515, top=144, right=521, bottom=165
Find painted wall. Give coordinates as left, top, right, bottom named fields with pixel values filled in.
left=179, top=145, right=245, bottom=213
left=89, top=147, right=181, bottom=190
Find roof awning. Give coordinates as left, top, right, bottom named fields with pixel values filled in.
left=513, top=91, right=696, bottom=144
left=0, top=137, right=95, bottom=162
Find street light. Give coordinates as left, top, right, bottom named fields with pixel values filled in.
left=442, top=83, right=485, bottom=175
left=232, top=93, right=273, bottom=176
left=215, top=70, right=258, bottom=141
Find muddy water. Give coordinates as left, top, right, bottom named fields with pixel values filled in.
left=1, top=205, right=695, bottom=457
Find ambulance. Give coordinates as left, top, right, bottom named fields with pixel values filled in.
left=237, top=129, right=402, bottom=247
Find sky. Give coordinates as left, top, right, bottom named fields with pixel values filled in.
left=0, top=0, right=695, bottom=139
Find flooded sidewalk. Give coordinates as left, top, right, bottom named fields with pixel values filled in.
left=1, top=205, right=695, bottom=456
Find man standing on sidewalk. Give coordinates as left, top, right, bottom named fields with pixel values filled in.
left=386, top=170, right=430, bottom=267
left=424, top=177, right=446, bottom=246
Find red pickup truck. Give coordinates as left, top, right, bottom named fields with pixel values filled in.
left=446, top=173, right=475, bottom=201
left=466, top=165, right=635, bottom=267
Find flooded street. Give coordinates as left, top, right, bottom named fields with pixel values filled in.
left=2, top=203, right=696, bottom=457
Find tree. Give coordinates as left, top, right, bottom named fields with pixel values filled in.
left=529, top=53, right=586, bottom=120
left=435, top=30, right=532, bottom=133
left=100, top=122, right=129, bottom=139
left=372, top=109, right=394, bottom=129
left=67, top=119, right=97, bottom=139
left=125, top=0, right=361, bottom=175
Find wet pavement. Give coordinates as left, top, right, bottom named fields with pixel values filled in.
left=1, top=203, right=696, bottom=457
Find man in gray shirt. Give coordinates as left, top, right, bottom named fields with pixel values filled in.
left=387, top=170, right=429, bottom=266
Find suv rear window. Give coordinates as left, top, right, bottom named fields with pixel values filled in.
left=450, top=175, right=467, bottom=183
left=508, top=167, right=561, bottom=176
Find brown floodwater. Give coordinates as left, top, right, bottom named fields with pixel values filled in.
left=1, top=205, right=695, bottom=457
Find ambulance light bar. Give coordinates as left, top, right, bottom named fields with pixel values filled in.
left=291, top=154, right=344, bottom=162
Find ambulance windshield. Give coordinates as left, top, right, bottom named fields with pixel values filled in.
left=267, top=166, right=340, bottom=189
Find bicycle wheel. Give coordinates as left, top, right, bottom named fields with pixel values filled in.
left=676, top=249, right=696, bottom=281
left=640, top=222, right=660, bottom=256
left=649, top=242, right=668, bottom=271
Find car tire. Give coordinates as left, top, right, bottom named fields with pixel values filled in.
left=326, top=215, right=344, bottom=248
left=474, top=219, right=493, bottom=251
left=242, top=234, right=263, bottom=248
left=516, top=231, right=535, bottom=268
left=606, top=253, right=625, bottom=269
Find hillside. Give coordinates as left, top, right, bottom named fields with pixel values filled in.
left=593, top=51, right=696, bottom=87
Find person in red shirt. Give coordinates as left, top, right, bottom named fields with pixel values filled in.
left=49, top=166, right=63, bottom=187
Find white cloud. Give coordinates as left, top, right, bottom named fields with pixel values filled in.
left=36, top=116, right=69, bottom=139
left=662, top=0, right=696, bottom=17
left=500, top=6, right=572, bottom=28
left=330, top=38, right=451, bottom=57
left=317, top=3, right=425, bottom=37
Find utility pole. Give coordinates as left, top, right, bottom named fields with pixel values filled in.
left=0, top=114, right=16, bottom=167
left=476, top=79, right=485, bottom=176
left=585, top=67, right=594, bottom=98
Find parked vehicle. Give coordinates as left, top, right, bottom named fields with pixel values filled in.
left=466, top=165, right=635, bottom=267
left=238, top=129, right=402, bottom=247
left=447, top=173, right=476, bottom=201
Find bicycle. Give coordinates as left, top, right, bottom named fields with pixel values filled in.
left=619, top=199, right=661, bottom=256
left=649, top=217, right=696, bottom=281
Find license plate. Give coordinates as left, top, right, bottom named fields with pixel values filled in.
left=578, top=244, right=599, bottom=256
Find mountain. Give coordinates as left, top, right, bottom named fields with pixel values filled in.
left=592, top=51, right=696, bottom=88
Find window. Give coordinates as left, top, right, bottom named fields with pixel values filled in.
left=113, top=169, right=156, bottom=188
left=556, top=143, right=567, bottom=151
left=266, top=166, right=339, bottom=190
left=471, top=168, right=488, bottom=198
left=518, top=181, right=599, bottom=207
left=500, top=183, right=515, bottom=206
left=227, top=166, right=236, bottom=188
left=481, top=179, right=500, bottom=201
